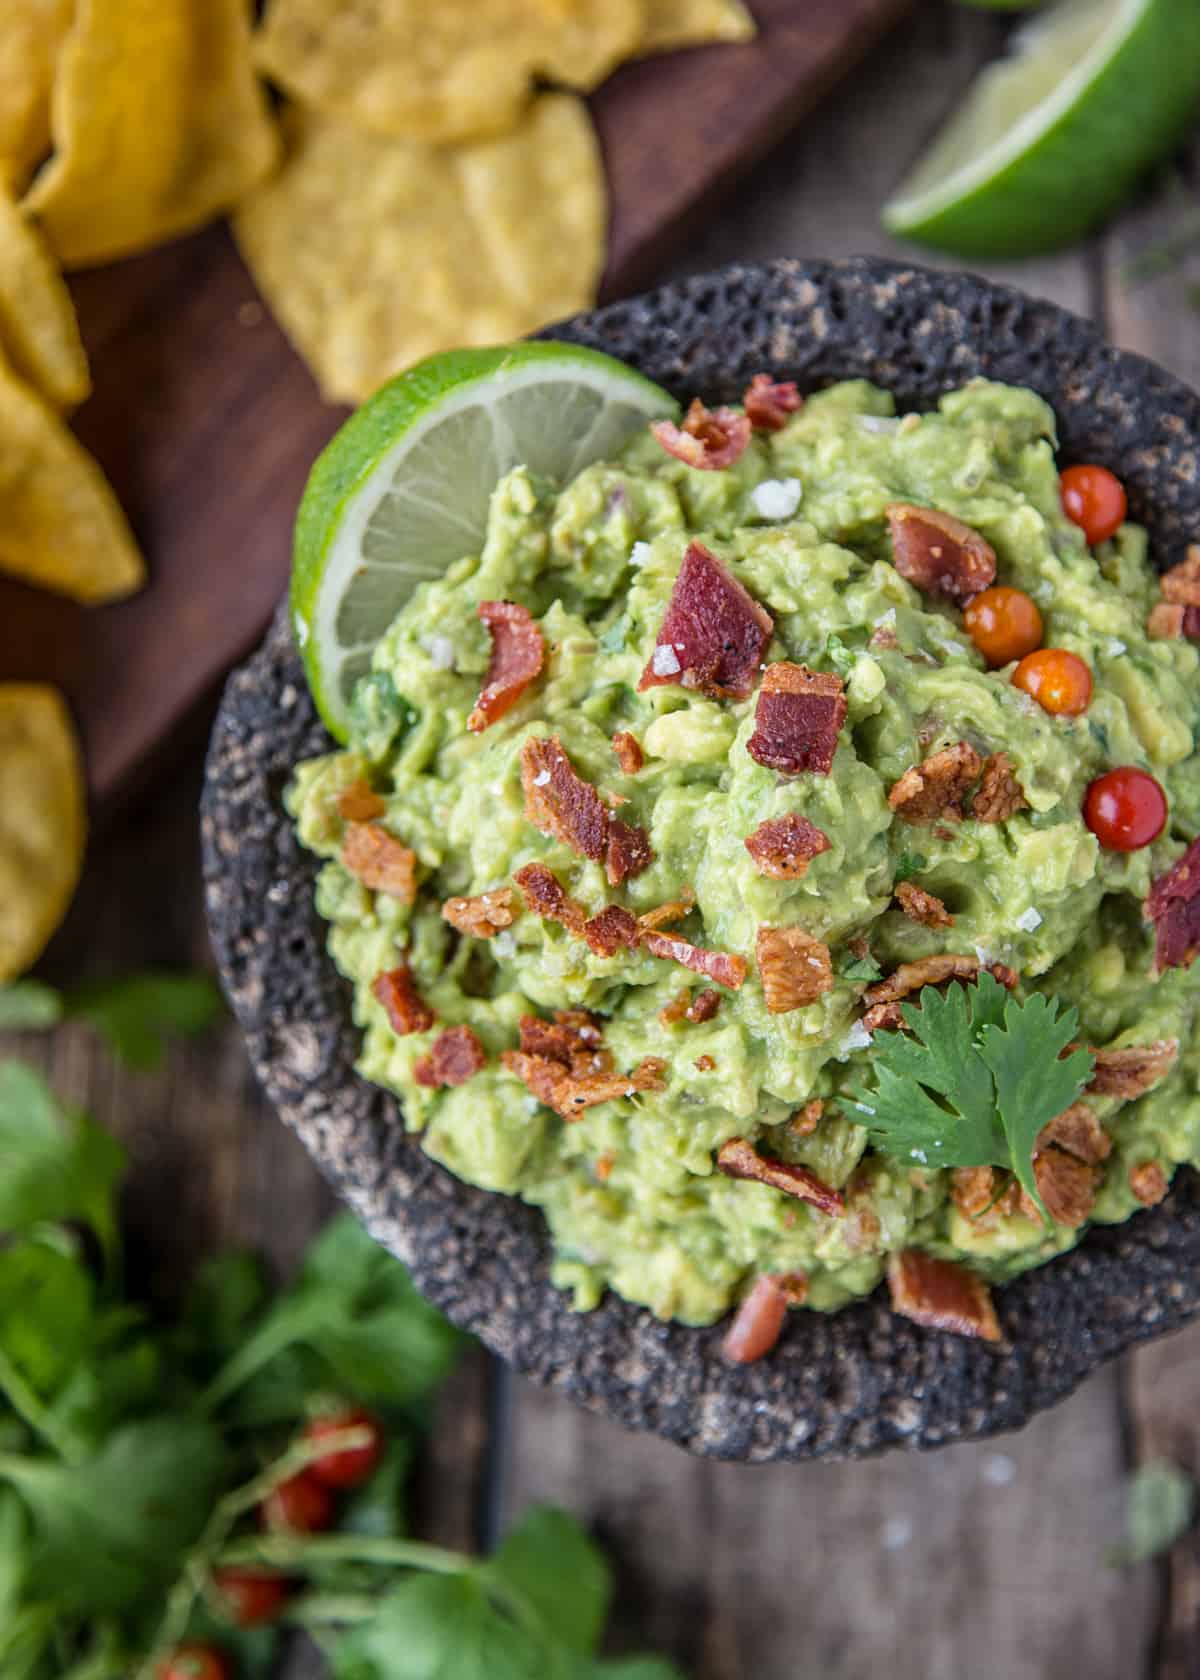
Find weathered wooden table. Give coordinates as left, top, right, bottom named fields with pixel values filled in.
left=12, top=10, right=1200, bottom=1676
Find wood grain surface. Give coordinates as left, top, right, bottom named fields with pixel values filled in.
left=0, top=0, right=912, bottom=811
left=10, top=8, right=1200, bottom=1678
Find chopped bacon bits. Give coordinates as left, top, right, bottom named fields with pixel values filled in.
left=1087, top=1038, right=1179, bottom=1098
left=503, top=1047, right=666, bottom=1119
left=638, top=894, right=694, bottom=932
left=611, top=731, right=644, bottom=773
left=595, top=1151, right=615, bottom=1182
left=717, top=1137, right=844, bottom=1215
left=513, top=862, right=587, bottom=936
left=1147, top=837, right=1200, bottom=971
left=1037, top=1102, right=1111, bottom=1164
left=887, top=1250, right=1001, bottom=1342
left=1148, top=601, right=1187, bottom=640
left=642, top=930, right=748, bottom=989
left=747, top=663, right=847, bottom=778
left=519, top=1009, right=606, bottom=1070
left=790, top=1098, right=824, bottom=1137
left=1033, top=1146, right=1097, bottom=1228
left=744, top=812, right=831, bottom=879
left=341, top=822, right=417, bottom=903
left=862, top=954, right=1014, bottom=1033
left=888, top=742, right=982, bottom=824
left=637, top=540, right=773, bottom=700
left=441, top=887, right=515, bottom=939
left=722, top=1274, right=790, bottom=1364
left=951, top=1165, right=997, bottom=1219
left=885, top=503, right=997, bottom=603
left=695, top=1054, right=716, bottom=1072
left=868, top=621, right=899, bottom=651
left=743, top=373, right=802, bottom=432
left=520, top=737, right=653, bottom=884
left=606, top=817, right=654, bottom=886
left=583, top=905, right=641, bottom=958
left=895, top=880, right=954, bottom=928
left=755, top=925, right=833, bottom=1013
left=651, top=398, right=752, bottom=471
left=468, top=601, right=545, bottom=732
left=337, top=780, right=385, bottom=822
left=372, top=966, right=435, bottom=1036
left=1129, top=1160, right=1169, bottom=1206
left=1159, top=545, right=1200, bottom=605
left=688, top=988, right=721, bottom=1023
left=413, top=1024, right=486, bottom=1088
left=972, top=752, right=1027, bottom=823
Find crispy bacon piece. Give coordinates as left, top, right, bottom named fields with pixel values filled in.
left=467, top=601, right=545, bottom=732
left=513, top=862, right=587, bottom=937
left=951, top=1165, right=997, bottom=1219
left=414, top=1024, right=486, bottom=1088
left=1159, top=545, right=1200, bottom=604
left=341, top=822, right=417, bottom=903
left=1147, top=594, right=1200, bottom=639
left=337, top=780, right=385, bottom=822
left=688, top=988, right=721, bottom=1023
left=862, top=954, right=1016, bottom=1033
left=972, top=753, right=1027, bottom=824
left=1147, top=837, right=1200, bottom=971
left=755, top=926, right=833, bottom=1013
left=606, top=818, right=654, bottom=887
left=717, top=1137, right=844, bottom=1214
left=790, top=1099, right=824, bottom=1137
left=895, top=880, right=954, bottom=928
left=885, top=503, right=996, bottom=603
left=743, top=373, right=802, bottom=432
left=583, top=905, right=641, bottom=958
left=747, top=663, right=846, bottom=777
left=888, top=742, right=982, bottom=825
left=611, top=731, right=644, bottom=774
left=1038, top=1102, right=1111, bottom=1164
left=594, top=1151, right=615, bottom=1181
left=722, top=1274, right=790, bottom=1364
left=642, top=930, right=748, bottom=990
left=638, top=540, right=773, bottom=700
left=1032, top=1147, right=1097, bottom=1228
left=651, top=398, right=752, bottom=471
left=1087, top=1038, right=1179, bottom=1098
left=503, top=1047, right=667, bottom=1119
left=887, top=1250, right=1001, bottom=1342
left=372, top=966, right=434, bottom=1036
left=519, top=738, right=653, bottom=885
left=695, top=1054, right=716, bottom=1072
left=868, top=621, right=899, bottom=651
left=441, top=887, right=515, bottom=939
left=1129, top=1160, right=1169, bottom=1206
left=638, top=894, right=694, bottom=932
left=518, top=1010, right=608, bottom=1073
left=744, top=812, right=831, bottom=879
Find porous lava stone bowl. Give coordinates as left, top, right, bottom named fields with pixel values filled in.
left=203, top=257, right=1200, bottom=1463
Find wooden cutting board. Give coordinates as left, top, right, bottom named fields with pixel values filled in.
left=0, top=0, right=912, bottom=808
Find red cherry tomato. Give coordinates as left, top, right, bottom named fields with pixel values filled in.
left=1012, top=648, right=1093, bottom=716
left=303, top=1407, right=385, bottom=1489
left=1084, top=768, right=1167, bottom=851
left=211, top=1566, right=293, bottom=1628
left=963, top=586, right=1043, bottom=667
left=1061, top=464, right=1127, bottom=545
left=157, top=1645, right=231, bottom=1680
left=260, top=1468, right=338, bottom=1535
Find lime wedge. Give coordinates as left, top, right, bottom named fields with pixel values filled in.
left=883, top=0, right=1200, bottom=258
left=290, top=343, right=679, bottom=741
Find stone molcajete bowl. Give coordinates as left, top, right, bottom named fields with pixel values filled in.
left=202, top=258, right=1200, bottom=1463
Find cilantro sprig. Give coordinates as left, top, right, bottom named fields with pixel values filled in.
left=0, top=970, right=223, bottom=1070
left=850, top=974, right=1094, bottom=1218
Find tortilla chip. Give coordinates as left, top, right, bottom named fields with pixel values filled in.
left=0, top=186, right=88, bottom=409
left=640, top=0, right=756, bottom=52
left=0, top=684, right=86, bottom=983
left=253, top=0, right=643, bottom=144
left=24, top=0, right=279, bottom=269
left=235, top=95, right=606, bottom=405
left=0, top=0, right=74, bottom=193
left=0, top=354, right=144, bottom=602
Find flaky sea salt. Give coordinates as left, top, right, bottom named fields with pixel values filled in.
left=630, top=540, right=652, bottom=566
left=1015, top=907, right=1043, bottom=933
left=651, top=643, right=681, bottom=676
left=750, top=477, right=803, bottom=521
left=424, top=635, right=455, bottom=670
left=533, top=769, right=551, bottom=786
left=493, top=931, right=517, bottom=958
left=839, top=1020, right=872, bottom=1056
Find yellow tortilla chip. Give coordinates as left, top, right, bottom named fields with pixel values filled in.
left=0, top=353, right=144, bottom=603
left=640, top=0, right=756, bottom=52
left=0, top=186, right=88, bottom=409
left=235, top=95, right=607, bottom=405
left=253, top=0, right=643, bottom=144
left=0, top=684, right=86, bottom=984
left=24, top=0, right=279, bottom=270
left=0, top=0, right=74, bottom=193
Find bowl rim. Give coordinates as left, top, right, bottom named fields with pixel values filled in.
left=203, top=256, right=1200, bottom=1463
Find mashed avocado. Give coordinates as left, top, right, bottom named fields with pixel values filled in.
left=289, top=378, right=1200, bottom=1329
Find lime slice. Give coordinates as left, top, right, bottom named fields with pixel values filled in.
left=883, top=0, right=1200, bottom=258
left=291, top=342, right=679, bottom=741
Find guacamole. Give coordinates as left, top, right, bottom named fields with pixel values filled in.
left=289, top=377, right=1200, bottom=1334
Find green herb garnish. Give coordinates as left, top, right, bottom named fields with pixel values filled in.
left=0, top=971, right=222, bottom=1071
left=893, top=852, right=928, bottom=883
left=840, top=953, right=883, bottom=983
left=850, top=975, right=1094, bottom=1217
left=1108, top=1461, right=1196, bottom=1566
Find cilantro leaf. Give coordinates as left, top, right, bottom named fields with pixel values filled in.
left=893, top=852, right=928, bottom=883
left=64, top=971, right=223, bottom=1071
left=1110, top=1461, right=1196, bottom=1565
left=840, top=953, right=882, bottom=983
left=484, top=1506, right=611, bottom=1657
left=0, top=984, right=63, bottom=1032
left=329, top=1573, right=570, bottom=1680
left=584, top=1663, right=689, bottom=1680
left=851, top=978, right=1094, bottom=1201
left=0, top=1062, right=124, bottom=1262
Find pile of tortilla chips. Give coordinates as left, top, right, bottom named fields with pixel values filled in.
left=237, top=0, right=755, bottom=402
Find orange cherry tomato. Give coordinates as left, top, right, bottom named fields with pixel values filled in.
left=963, top=586, right=1043, bottom=667
left=1061, top=464, right=1127, bottom=545
left=1084, top=768, right=1167, bottom=852
left=1012, top=648, right=1092, bottom=716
